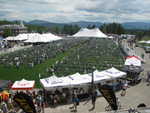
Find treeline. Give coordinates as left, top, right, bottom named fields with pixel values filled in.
left=0, top=20, right=150, bottom=40
left=100, top=23, right=125, bottom=35
left=50, top=23, right=125, bottom=35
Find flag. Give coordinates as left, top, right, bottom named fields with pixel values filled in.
left=99, top=84, right=118, bottom=110
left=13, top=92, right=36, bottom=113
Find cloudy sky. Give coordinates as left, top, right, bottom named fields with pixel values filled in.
left=0, top=0, right=150, bottom=23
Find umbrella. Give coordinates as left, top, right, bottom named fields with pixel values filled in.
left=1, top=90, right=10, bottom=101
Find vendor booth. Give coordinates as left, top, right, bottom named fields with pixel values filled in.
left=40, top=67, right=126, bottom=106
left=11, top=79, right=35, bottom=90
left=123, top=56, right=143, bottom=85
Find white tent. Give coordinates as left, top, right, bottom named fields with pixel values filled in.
left=93, top=68, right=126, bottom=82
left=93, top=70, right=111, bottom=82
left=40, top=68, right=126, bottom=89
left=138, top=40, right=146, bottom=43
left=138, top=40, right=150, bottom=44
left=146, top=40, right=150, bottom=44
left=11, top=79, right=35, bottom=90
left=72, top=28, right=107, bottom=38
left=125, top=56, right=141, bottom=66
left=108, top=36, right=114, bottom=39
left=5, top=33, right=40, bottom=41
left=13, top=34, right=30, bottom=41
left=40, top=75, right=71, bottom=89
left=5, top=36, right=15, bottom=41
left=68, top=73, right=91, bottom=85
left=6, top=33, right=62, bottom=43
left=40, top=73, right=91, bottom=89
left=103, top=67, right=126, bottom=78
left=24, top=33, right=62, bottom=43
left=41, top=33, right=62, bottom=42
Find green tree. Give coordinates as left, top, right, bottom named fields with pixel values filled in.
left=3, top=29, right=13, bottom=37
left=100, top=23, right=125, bottom=34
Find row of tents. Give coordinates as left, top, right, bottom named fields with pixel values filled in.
left=11, top=67, right=126, bottom=90
left=5, top=28, right=114, bottom=43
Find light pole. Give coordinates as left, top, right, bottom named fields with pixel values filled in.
left=91, top=66, right=96, bottom=92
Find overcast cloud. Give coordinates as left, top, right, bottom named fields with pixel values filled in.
left=0, top=0, right=150, bottom=23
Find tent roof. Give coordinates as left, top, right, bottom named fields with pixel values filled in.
left=40, top=75, right=71, bottom=88
left=11, top=79, right=35, bottom=90
left=138, top=40, right=150, bottom=44
left=40, top=67, right=126, bottom=89
left=125, top=56, right=141, bottom=66
left=72, top=28, right=107, bottom=38
left=24, top=33, right=62, bottom=43
left=6, top=33, right=62, bottom=42
left=68, top=73, right=91, bottom=85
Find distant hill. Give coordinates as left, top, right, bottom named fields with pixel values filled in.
left=122, top=22, right=150, bottom=30
left=27, top=20, right=102, bottom=28
left=69, top=21, right=102, bottom=27
left=27, top=20, right=65, bottom=28
left=27, top=20, right=150, bottom=30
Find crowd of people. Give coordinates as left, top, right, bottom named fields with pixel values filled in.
left=0, top=38, right=86, bottom=68
left=0, top=40, right=10, bottom=50
left=53, top=38, right=124, bottom=76
left=0, top=78, right=131, bottom=113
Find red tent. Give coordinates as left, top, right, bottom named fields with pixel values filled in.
left=11, top=79, right=35, bottom=90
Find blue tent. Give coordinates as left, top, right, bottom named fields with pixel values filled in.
left=0, top=36, right=4, bottom=40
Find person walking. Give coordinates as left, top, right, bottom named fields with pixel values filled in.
left=91, top=89, right=97, bottom=110
left=71, top=92, right=79, bottom=112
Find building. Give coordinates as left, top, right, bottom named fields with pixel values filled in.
left=0, top=21, right=27, bottom=36
left=120, top=34, right=136, bottom=39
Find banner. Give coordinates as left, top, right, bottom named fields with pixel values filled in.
left=13, top=92, right=36, bottom=113
left=99, top=85, right=118, bottom=110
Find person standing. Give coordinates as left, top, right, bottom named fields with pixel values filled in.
left=147, top=71, right=150, bottom=86
left=91, top=89, right=97, bottom=110
left=71, top=92, right=79, bottom=112
left=121, top=80, right=128, bottom=96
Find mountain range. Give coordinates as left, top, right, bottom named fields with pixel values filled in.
left=27, top=20, right=150, bottom=30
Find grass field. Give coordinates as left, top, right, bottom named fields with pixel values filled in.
left=0, top=38, right=124, bottom=88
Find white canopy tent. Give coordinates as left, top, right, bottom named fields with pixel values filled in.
left=24, top=33, right=62, bottom=43
left=108, top=36, right=114, bottom=39
left=40, top=75, right=71, bottom=89
left=13, top=34, right=31, bottom=41
left=93, top=70, right=111, bottom=83
left=5, top=33, right=39, bottom=41
left=40, top=68, right=126, bottom=89
left=11, top=79, right=35, bottom=90
left=5, top=36, right=15, bottom=41
left=102, top=67, right=127, bottom=78
left=72, top=28, right=108, bottom=38
left=68, top=73, right=91, bottom=85
left=125, top=56, right=141, bottom=67
left=6, top=33, right=62, bottom=43
left=41, top=33, right=62, bottom=42
left=146, top=40, right=150, bottom=44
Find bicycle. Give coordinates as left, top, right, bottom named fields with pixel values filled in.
left=128, top=108, right=141, bottom=113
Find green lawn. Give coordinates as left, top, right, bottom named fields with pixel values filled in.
left=0, top=51, right=69, bottom=88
